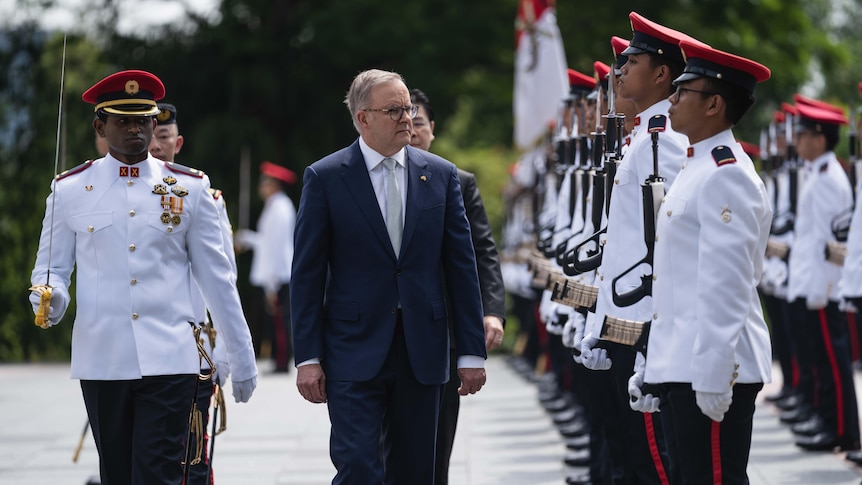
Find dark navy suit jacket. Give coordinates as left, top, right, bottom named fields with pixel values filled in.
left=290, top=140, right=486, bottom=385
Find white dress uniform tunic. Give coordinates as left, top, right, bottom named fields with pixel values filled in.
left=237, top=190, right=295, bottom=295
left=585, top=99, right=688, bottom=338
left=645, top=131, right=773, bottom=393
left=30, top=154, right=257, bottom=382
left=841, top=177, right=862, bottom=300
left=788, top=152, right=853, bottom=305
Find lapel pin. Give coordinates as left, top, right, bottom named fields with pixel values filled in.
left=420, top=175, right=427, bottom=182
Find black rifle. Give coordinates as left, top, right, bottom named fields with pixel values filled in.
left=611, top=114, right=666, bottom=308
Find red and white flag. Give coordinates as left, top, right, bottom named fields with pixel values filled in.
left=514, top=0, right=569, bottom=151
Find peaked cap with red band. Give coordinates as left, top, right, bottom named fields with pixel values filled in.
left=795, top=101, right=848, bottom=129
left=675, top=39, right=770, bottom=96
left=738, top=140, right=761, bottom=160
left=622, top=12, right=692, bottom=65
left=773, top=110, right=785, bottom=124
left=793, top=93, right=845, bottom=115
left=611, top=36, right=629, bottom=74
left=568, top=68, right=596, bottom=97
left=260, top=161, right=297, bottom=185
left=593, top=61, right=611, bottom=92
left=781, top=102, right=798, bottom=116
left=82, top=70, right=165, bottom=116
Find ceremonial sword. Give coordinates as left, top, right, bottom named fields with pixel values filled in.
left=30, top=34, right=67, bottom=329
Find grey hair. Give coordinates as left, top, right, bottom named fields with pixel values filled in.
left=344, top=69, right=406, bottom=132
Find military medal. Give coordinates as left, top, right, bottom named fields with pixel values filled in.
left=163, top=176, right=177, bottom=185
left=153, top=184, right=168, bottom=195
left=160, top=195, right=172, bottom=224
left=170, top=197, right=183, bottom=226
left=172, top=186, right=188, bottom=197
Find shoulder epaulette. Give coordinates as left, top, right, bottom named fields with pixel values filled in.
left=56, top=160, right=94, bottom=181
left=712, top=146, right=737, bottom=167
left=165, top=161, right=205, bottom=178
left=208, top=188, right=223, bottom=200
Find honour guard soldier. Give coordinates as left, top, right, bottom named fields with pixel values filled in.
left=150, top=102, right=234, bottom=483
left=579, top=11, right=691, bottom=484
left=28, top=70, right=258, bottom=484
left=787, top=98, right=861, bottom=452
left=636, top=39, right=773, bottom=483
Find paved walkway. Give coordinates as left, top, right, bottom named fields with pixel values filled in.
left=1, top=356, right=861, bottom=484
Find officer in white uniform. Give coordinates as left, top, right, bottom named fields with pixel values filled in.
left=28, top=70, right=257, bottom=484
left=787, top=98, right=860, bottom=452
left=636, top=40, right=773, bottom=483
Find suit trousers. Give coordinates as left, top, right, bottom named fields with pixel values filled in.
left=435, top=348, right=461, bottom=485
left=81, top=374, right=198, bottom=485
left=659, top=382, right=762, bottom=485
left=327, top=313, right=442, bottom=485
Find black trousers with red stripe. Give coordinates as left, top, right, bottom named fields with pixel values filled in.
left=793, top=299, right=860, bottom=443
left=607, top=344, right=672, bottom=485
left=658, top=382, right=761, bottom=485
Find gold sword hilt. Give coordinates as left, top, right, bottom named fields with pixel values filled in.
left=29, top=285, right=53, bottom=329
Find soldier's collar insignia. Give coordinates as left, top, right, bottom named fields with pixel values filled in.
left=687, top=146, right=694, bottom=158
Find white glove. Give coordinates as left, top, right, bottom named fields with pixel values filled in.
left=580, top=334, right=612, bottom=371
left=628, top=372, right=660, bottom=413
left=212, top=339, right=230, bottom=387
left=231, top=376, right=257, bottom=403
left=695, top=390, right=733, bottom=422
left=28, top=285, right=70, bottom=327
left=805, top=294, right=827, bottom=311
left=569, top=312, right=586, bottom=364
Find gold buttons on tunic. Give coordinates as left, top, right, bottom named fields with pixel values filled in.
left=87, top=226, right=94, bottom=233
left=130, top=279, right=137, bottom=285
left=666, top=210, right=672, bottom=216
left=167, top=226, right=173, bottom=233
left=129, top=244, right=136, bottom=252
left=132, top=313, right=139, bottom=320
left=126, top=180, right=134, bottom=186
left=129, top=210, right=136, bottom=217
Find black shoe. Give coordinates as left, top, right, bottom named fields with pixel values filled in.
left=791, top=415, right=825, bottom=436
left=765, top=387, right=794, bottom=402
left=539, top=388, right=562, bottom=403
left=565, top=471, right=593, bottom=485
left=565, top=434, right=590, bottom=450
left=775, top=393, right=802, bottom=411
left=558, top=418, right=589, bottom=438
left=795, top=432, right=861, bottom=452
left=552, top=408, right=579, bottom=425
left=779, top=406, right=812, bottom=424
left=846, top=450, right=862, bottom=465
left=563, top=449, right=591, bottom=467
left=544, top=397, right=573, bottom=413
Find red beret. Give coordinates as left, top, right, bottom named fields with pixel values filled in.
left=676, top=39, right=770, bottom=96
left=793, top=93, right=844, bottom=115
left=82, top=70, right=164, bottom=116
left=623, top=12, right=693, bottom=65
left=738, top=140, right=761, bottom=160
left=260, top=161, right=297, bottom=185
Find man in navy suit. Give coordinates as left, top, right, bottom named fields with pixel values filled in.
left=290, top=69, right=488, bottom=484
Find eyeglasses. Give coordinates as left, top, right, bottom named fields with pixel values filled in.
left=363, top=105, right=419, bottom=121
left=673, top=85, right=718, bottom=101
